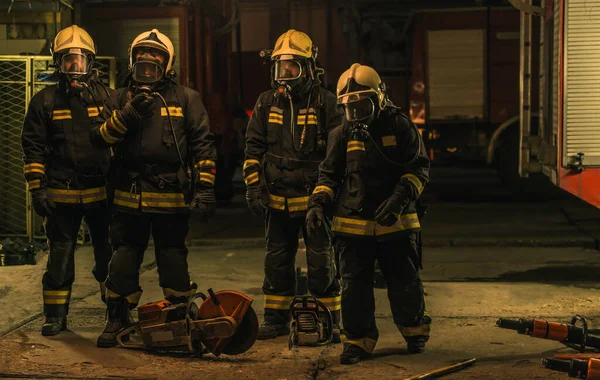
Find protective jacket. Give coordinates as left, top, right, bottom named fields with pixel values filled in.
left=22, top=80, right=113, bottom=204
left=312, top=108, right=429, bottom=239
left=91, top=82, right=217, bottom=214
left=243, top=87, right=342, bottom=214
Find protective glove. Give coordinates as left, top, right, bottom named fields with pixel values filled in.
left=32, top=188, right=56, bottom=217
left=245, top=184, right=266, bottom=217
left=118, top=92, right=155, bottom=127
left=374, top=183, right=411, bottom=227
left=306, top=191, right=332, bottom=236
left=306, top=205, right=325, bottom=237
left=189, top=189, right=216, bottom=221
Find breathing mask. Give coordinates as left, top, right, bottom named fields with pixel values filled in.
left=131, top=48, right=166, bottom=91
left=342, top=94, right=377, bottom=127
left=58, top=48, right=93, bottom=95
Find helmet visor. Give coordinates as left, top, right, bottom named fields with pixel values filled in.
left=60, top=50, right=91, bottom=75
left=132, top=59, right=164, bottom=84
left=343, top=96, right=375, bottom=123
left=274, top=59, right=302, bottom=81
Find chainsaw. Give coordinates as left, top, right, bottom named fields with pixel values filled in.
left=288, top=267, right=334, bottom=349
left=116, top=288, right=258, bottom=357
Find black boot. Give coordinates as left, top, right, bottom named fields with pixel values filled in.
left=340, top=344, right=370, bottom=365
left=97, top=298, right=133, bottom=348
left=406, top=335, right=428, bottom=354
left=257, top=320, right=290, bottom=340
left=41, top=316, right=67, bottom=336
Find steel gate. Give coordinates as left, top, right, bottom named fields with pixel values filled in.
left=0, top=56, right=116, bottom=242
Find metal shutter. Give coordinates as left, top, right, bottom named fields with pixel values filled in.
left=552, top=0, right=560, bottom=143
left=427, top=29, right=485, bottom=120
left=564, top=0, right=600, bottom=166
left=85, top=18, right=180, bottom=86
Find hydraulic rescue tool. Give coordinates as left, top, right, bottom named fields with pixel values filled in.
left=496, top=315, right=600, bottom=352
left=288, top=268, right=334, bottom=349
left=116, top=288, right=258, bottom=356
left=542, top=357, right=600, bottom=379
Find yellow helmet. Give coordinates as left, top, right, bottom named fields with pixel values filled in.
left=337, top=63, right=387, bottom=110
left=129, top=29, right=175, bottom=75
left=51, top=25, right=96, bottom=56
left=271, top=29, right=315, bottom=60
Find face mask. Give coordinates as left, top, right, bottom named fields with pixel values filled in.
left=59, top=50, right=92, bottom=96
left=132, top=54, right=164, bottom=84
left=344, top=96, right=375, bottom=125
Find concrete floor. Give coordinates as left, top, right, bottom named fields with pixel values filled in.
left=1, top=165, right=600, bottom=379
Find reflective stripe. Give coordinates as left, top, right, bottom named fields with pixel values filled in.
left=400, top=323, right=431, bottom=337
left=141, top=192, right=186, bottom=208
left=297, top=114, right=318, bottom=125
left=332, top=214, right=420, bottom=236
left=313, top=185, right=334, bottom=199
left=163, top=287, right=196, bottom=299
left=51, top=109, right=72, bottom=121
left=299, top=108, right=317, bottom=114
left=87, top=106, right=103, bottom=118
left=243, top=159, right=261, bottom=170
left=199, top=172, right=216, bottom=185
left=109, top=112, right=127, bottom=134
left=318, top=296, right=342, bottom=312
left=161, top=106, right=184, bottom=117
left=343, top=337, right=377, bottom=353
left=288, top=196, right=309, bottom=212
left=27, top=179, right=41, bottom=190
left=264, top=295, right=294, bottom=310
left=113, top=189, right=141, bottom=209
left=402, top=174, right=424, bottom=195
left=382, top=135, right=397, bottom=147
left=43, top=289, right=71, bottom=305
left=106, top=288, right=142, bottom=305
left=245, top=172, right=259, bottom=186
left=270, top=106, right=284, bottom=115
left=47, top=187, right=106, bottom=204
left=195, top=160, right=216, bottom=169
left=99, top=122, right=120, bottom=144
left=269, top=194, right=286, bottom=210
left=347, top=140, right=365, bottom=152
left=268, top=113, right=284, bottom=125
left=24, top=163, right=45, bottom=175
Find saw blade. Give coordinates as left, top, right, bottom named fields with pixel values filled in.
left=221, top=305, right=259, bottom=355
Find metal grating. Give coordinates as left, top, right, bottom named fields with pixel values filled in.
left=0, top=56, right=116, bottom=240
left=563, top=0, right=600, bottom=165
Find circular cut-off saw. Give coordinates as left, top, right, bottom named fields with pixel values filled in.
left=116, top=288, right=258, bottom=357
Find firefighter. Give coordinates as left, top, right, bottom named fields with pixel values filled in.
left=306, top=63, right=431, bottom=364
left=90, top=29, right=217, bottom=348
left=244, top=29, right=343, bottom=340
left=20, top=25, right=114, bottom=336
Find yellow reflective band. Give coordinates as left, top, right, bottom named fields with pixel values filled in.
left=243, top=159, right=261, bottom=170
left=317, top=296, right=342, bottom=311
left=80, top=187, right=107, bottom=203
left=161, top=106, right=184, bottom=117
left=87, top=106, right=103, bottom=118
left=269, top=194, right=286, bottom=210
left=382, top=135, right=397, bottom=147
left=51, top=109, right=72, bottom=121
left=43, top=289, right=71, bottom=305
left=313, top=185, right=334, bottom=198
left=163, top=287, right=196, bottom=298
left=100, top=123, right=119, bottom=144
left=264, top=295, right=294, bottom=310
left=297, top=115, right=318, bottom=125
left=113, top=189, right=141, bottom=209
left=402, top=174, right=424, bottom=195
left=47, top=188, right=81, bottom=204
left=343, top=337, right=377, bottom=354
left=27, top=179, right=41, bottom=190
left=244, top=172, right=259, bottom=186
left=268, top=114, right=284, bottom=124
left=400, top=323, right=431, bottom=337
left=109, top=111, right=127, bottom=134
left=141, top=192, right=186, bottom=208
left=106, top=288, right=142, bottom=305
left=44, top=299, right=70, bottom=305
left=269, top=106, right=284, bottom=115
left=375, top=213, right=421, bottom=236
left=195, top=160, right=216, bottom=169
left=24, top=163, right=45, bottom=174
left=347, top=140, right=365, bottom=152
left=287, top=196, right=309, bottom=212
left=199, top=172, right=216, bottom=185
left=332, top=214, right=421, bottom=236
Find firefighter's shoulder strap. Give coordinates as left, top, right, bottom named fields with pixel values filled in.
left=41, top=85, right=59, bottom=126
left=170, top=81, right=189, bottom=131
